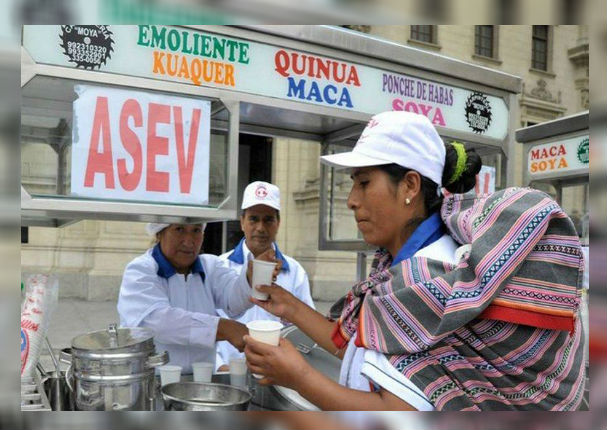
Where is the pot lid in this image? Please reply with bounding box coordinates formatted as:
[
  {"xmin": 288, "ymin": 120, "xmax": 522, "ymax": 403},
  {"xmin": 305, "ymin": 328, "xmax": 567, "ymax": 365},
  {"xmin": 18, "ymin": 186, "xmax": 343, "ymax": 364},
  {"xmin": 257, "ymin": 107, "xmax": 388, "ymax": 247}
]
[
  {"xmin": 271, "ymin": 325, "xmax": 341, "ymax": 410},
  {"xmin": 71, "ymin": 323, "xmax": 154, "ymax": 350}
]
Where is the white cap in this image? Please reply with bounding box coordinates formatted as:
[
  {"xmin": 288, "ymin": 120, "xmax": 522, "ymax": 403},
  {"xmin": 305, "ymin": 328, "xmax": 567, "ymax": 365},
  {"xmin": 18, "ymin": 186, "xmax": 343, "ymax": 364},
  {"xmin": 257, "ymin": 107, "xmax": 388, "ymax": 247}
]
[
  {"xmin": 241, "ymin": 181, "xmax": 280, "ymax": 211},
  {"xmin": 145, "ymin": 223, "xmax": 206, "ymax": 236},
  {"xmin": 320, "ymin": 111, "xmax": 446, "ymax": 186}
]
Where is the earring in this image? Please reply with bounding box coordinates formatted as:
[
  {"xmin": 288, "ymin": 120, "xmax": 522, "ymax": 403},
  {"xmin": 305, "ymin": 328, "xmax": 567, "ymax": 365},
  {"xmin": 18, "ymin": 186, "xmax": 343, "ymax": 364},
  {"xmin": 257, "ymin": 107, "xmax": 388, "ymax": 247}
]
[{"xmin": 405, "ymin": 198, "xmax": 411, "ymax": 205}]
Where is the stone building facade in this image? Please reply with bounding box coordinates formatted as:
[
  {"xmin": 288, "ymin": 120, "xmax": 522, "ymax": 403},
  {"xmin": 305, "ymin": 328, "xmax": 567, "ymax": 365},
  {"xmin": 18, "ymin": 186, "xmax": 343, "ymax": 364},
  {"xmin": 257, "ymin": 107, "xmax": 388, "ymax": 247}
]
[{"xmin": 21, "ymin": 25, "xmax": 589, "ymax": 303}]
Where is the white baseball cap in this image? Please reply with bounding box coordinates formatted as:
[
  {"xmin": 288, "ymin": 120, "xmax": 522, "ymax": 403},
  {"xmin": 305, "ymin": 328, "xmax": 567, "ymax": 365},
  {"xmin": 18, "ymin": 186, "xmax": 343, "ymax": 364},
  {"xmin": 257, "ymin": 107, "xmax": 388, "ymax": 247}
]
[
  {"xmin": 145, "ymin": 222, "xmax": 206, "ymax": 236},
  {"xmin": 320, "ymin": 111, "xmax": 446, "ymax": 186},
  {"xmin": 241, "ymin": 181, "xmax": 280, "ymax": 211}
]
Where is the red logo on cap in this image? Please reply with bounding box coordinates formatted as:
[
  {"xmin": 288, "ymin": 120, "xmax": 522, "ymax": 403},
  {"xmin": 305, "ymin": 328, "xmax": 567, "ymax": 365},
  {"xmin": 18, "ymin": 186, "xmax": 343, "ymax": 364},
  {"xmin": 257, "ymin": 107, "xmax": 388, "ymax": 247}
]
[
  {"xmin": 255, "ymin": 185, "xmax": 268, "ymax": 199},
  {"xmin": 367, "ymin": 119, "xmax": 379, "ymax": 128}
]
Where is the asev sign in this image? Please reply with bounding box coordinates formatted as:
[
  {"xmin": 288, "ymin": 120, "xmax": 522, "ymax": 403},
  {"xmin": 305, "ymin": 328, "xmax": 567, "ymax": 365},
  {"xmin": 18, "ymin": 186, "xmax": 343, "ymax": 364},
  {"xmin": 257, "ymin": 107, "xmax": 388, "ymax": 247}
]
[{"xmin": 71, "ymin": 85, "xmax": 211, "ymax": 205}]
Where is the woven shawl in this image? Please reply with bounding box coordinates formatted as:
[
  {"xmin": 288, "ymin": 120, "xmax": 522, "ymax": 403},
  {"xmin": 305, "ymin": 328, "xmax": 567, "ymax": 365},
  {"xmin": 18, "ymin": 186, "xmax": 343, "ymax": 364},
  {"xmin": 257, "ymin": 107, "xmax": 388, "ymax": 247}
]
[{"xmin": 331, "ymin": 187, "xmax": 585, "ymax": 410}]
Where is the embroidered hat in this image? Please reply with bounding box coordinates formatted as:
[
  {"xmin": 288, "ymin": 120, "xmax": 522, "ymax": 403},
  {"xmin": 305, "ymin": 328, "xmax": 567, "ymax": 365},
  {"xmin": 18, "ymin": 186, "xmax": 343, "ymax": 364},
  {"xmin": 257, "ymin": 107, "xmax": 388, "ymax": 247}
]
[
  {"xmin": 145, "ymin": 223, "xmax": 206, "ymax": 236},
  {"xmin": 320, "ymin": 111, "xmax": 446, "ymax": 186},
  {"xmin": 241, "ymin": 181, "xmax": 281, "ymax": 211}
]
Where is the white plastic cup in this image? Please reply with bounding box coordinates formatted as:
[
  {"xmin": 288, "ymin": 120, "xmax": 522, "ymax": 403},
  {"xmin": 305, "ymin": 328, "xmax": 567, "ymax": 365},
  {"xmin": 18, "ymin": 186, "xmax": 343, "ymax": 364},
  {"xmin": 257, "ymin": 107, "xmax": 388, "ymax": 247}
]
[
  {"xmin": 246, "ymin": 320, "xmax": 283, "ymax": 379},
  {"xmin": 229, "ymin": 357, "xmax": 248, "ymax": 388},
  {"xmin": 251, "ymin": 260, "xmax": 276, "ymax": 301},
  {"xmin": 158, "ymin": 364, "xmax": 182, "ymax": 386},
  {"xmin": 192, "ymin": 361, "xmax": 214, "ymax": 383}
]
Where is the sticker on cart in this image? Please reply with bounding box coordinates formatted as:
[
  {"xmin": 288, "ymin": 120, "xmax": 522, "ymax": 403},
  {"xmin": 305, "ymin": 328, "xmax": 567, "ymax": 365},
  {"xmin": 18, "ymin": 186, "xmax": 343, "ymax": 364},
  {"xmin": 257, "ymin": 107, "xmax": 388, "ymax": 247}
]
[
  {"xmin": 70, "ymin": 85, "xmax": 211, "ymax": 205},
  {"xmin": 60, "ymin": 25, "xmax": 114, "ymax": 70}
]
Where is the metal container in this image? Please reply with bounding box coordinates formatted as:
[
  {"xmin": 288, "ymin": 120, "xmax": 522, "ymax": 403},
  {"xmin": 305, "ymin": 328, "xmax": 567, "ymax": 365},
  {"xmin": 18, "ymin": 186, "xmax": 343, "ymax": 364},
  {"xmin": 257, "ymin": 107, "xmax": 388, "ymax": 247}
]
[
  {"xmin": 161, "ymin": 382, "xmax": 251, "ymax": 411},
  {"xmin": 41, "ymin": 370, "xmax": 73, "ymax": 411},
  {"xmin": 62, "ymin": 323, "xmax": 168, "ymax": 411},
  {"xmin": 249, "ymin": 325, "xmax": 341, "ymax": 411}
]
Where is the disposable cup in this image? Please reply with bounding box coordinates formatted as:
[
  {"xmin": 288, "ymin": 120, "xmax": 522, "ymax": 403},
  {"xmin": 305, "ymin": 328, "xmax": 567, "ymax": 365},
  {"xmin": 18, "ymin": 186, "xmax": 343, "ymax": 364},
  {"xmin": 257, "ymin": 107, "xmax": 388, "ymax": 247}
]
[
  {"xmin": 246, "ymin": 320, "xmax": 283, "ymax": 379},
  {"xmin": 229, "ymin": 357, "xmax": 248, "ymax": 388},
  {"xmin": 191, "ymin": 361, "xmax": 214, "ymax": 383},
  {"xmin": 251, "ymin": 260, "xmax": 276, "ymax": 301},
  {"xmin": 158, "ymin": 364, "xmax": 182, "ymax": 386}
]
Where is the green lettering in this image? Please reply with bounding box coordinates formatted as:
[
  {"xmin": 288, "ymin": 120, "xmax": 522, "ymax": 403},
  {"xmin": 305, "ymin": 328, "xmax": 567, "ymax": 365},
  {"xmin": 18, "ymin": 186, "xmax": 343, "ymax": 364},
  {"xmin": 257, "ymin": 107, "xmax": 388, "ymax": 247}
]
[
  {"xmin": 192, "ymin": 33, "xmax": 201, "ymax": 56},
  {"xmin": 213, "ymin": 37, "xmax": 225, "ymax": 60},
  {"xmin": 181, "ymin": 31, "xmax": 192, "ymax": 54},
  {"xmin": 225, "ymin": 39, "xmax": 238, "ymax": 62},
  {"xmin": 167, "ymin": 29, "xmax": 180, "ymax": 52},
  {"xmin": 238, "ymin": 42, "xmax": 250, "ymax": 64},
  {"xmin": 151, "ymin": 26, "xmax": 166, "ymax": 50},
  {"xmin": 202, "ymin": 35, "xmax": 212, "ymax": 57},
  {"xmin": 137, "ymin": 25, "xmax": 150, "ymax": 46}
]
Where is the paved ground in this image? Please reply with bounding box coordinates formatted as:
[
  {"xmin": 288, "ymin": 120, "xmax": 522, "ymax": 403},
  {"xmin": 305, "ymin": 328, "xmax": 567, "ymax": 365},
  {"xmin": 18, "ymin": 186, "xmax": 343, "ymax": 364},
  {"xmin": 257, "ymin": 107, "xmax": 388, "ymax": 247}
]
[{"xmin": 37, "ymin": 298, "xmax": 336, "ymax": 372}]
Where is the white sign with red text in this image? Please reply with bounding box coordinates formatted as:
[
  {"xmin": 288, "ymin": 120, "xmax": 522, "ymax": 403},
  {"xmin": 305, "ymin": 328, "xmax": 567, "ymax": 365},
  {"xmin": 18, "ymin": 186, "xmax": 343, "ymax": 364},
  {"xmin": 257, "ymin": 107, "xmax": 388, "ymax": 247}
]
[
  {"xmin": 527, "ymin": 135, "xmax": 589, "ymax": 178},
  {"xmin": 475, "ymin": 165, "xmax": 496, "ymax": 195},
  {"xmin": 71, "ymin": 85, "xmax": 210, "ymax": 205}
]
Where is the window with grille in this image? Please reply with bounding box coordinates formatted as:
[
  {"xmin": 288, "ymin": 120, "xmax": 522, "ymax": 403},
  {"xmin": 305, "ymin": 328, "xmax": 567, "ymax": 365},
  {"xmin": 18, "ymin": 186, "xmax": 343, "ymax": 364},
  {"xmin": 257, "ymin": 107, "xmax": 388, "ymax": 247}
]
[
  {"xmin": 410, "ymin": 25, "xmax": 436, "ymax": 44},
  {"xmin": 532, "ymin": 25, "xmax": 549, "ymax": 71},
  {"xmin": 475, "ymin": 25, "xmax": 494, "ymax": 58}
]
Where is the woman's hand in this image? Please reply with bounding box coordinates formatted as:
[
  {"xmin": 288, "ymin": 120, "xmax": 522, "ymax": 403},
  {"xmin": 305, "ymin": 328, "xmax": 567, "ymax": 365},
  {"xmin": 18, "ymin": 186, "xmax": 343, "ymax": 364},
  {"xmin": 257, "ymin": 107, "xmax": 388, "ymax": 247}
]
[
  {"xmin": 216, "ymin": 318, "xmax": 248, "ymax": 352},
  {"xmin": 243, "ymin": 335, "xmax": 310, "ymax": 390},
  {"xmin": 249, "ymin": 283, "xmax": 300, "ymax": 322}
]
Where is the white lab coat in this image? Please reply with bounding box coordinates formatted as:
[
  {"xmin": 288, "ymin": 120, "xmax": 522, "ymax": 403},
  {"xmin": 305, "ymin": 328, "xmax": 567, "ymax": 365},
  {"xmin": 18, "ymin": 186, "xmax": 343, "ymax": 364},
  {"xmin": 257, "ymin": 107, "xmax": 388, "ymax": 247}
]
[
  {"xmin": 117, "ymin": 245, "xmax": 253, "ymax": 373},
  {"xmin": 339, "ymin": 234, "xmax": 460, "ymax": 411},
  {"xmin": 214, "ymin": 239, "xmax": 315, "ymax": 369}
]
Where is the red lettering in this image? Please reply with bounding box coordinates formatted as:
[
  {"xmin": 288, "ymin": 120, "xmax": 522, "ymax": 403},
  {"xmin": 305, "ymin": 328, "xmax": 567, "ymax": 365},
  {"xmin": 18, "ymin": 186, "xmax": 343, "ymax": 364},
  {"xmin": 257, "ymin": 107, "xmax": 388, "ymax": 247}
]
[
  {"xmin": 117, "ymin": 99, "xmax": 143, "ymax": 191},
  {"xmin": 146, "ymin": 103, "xmax": 170, "ymax": 192},
  {"xmin": 173, "ymin": 107, "xmax": 201, "ymax": 194},
  {"xmin": 21, "ymin": 320, "xmax": 40, "ymax": 331},
  {"xmin": 530, "ymin": 149, "xmax": 540, "ymax": 160},
  {"xmin": 84, "ymin": 97, "xmax": 115, "ymax": 189},
  {"xmin": 418, "ymin": 103, "xmax": 432, "ymax": 116},
  {"xmin": 292, "ymin": 53, "xmax": 306, "ymax": 75},
  {"xmin": 404, "ymin": 101, "xmax": 419, "ymax": 113},
  {"xmin": 274, "ymin": 50, "xmax": 290, "ymax": 77},
  {"xmin": 392, "ymin": 98, "xmax": 404, "ymax": 111},
  {"xmin": 333, "ymin": 62, "xmax": 345, "ymax": 83},
  {"xmin": 431, "ymin": 108, "xmax": 446, "ymax": 127},
  {"xmin": 346, "ymin": 66, "xmax": 361, "ymax": 87},
  {"xmin": 316, "ymin": 59, "xmax": 330, "ymax": 80}
]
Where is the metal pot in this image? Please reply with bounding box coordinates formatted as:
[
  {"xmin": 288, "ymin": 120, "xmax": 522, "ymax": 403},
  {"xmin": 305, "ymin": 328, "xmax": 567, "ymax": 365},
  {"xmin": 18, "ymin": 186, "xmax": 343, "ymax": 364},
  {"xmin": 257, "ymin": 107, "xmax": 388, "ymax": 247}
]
[
  {"xmin": 249, "ymin": 325, "xmax": 341, "ymax": 411},
  {"xmin": 161, "ymin": 382, "xmax": 251, "ymax": 411},
  {"xmin": 61, "ymin": 323, "xmax": 168, "ymax": 411}
]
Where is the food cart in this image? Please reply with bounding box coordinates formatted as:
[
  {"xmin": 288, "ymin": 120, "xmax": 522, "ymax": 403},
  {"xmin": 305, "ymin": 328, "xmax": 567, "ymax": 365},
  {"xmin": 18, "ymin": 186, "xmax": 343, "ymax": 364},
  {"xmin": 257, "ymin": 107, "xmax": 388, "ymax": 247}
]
[
  {"xmin": 515, "ymin": 111, "xmax": 589, "ymax": 242},
  {"xmin": 20, "ymin": 25, "xmax": 522, "ymax": 410},
  {"xmin": 515, "ymin": 111, "xmax": 589, "ymax": 400}
]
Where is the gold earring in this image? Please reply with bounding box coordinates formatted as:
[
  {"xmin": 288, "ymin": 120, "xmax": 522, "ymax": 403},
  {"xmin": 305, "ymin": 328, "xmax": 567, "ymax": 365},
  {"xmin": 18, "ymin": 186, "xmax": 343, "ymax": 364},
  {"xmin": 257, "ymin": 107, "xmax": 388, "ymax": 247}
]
[{"xmin": 405, "ymin": 198, "xmax": 411, "ymax": 205}]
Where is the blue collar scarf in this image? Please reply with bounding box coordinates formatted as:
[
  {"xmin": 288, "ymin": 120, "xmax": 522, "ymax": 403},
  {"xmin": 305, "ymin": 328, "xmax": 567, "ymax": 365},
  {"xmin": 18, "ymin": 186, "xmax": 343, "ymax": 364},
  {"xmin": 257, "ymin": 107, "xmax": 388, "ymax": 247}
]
[
  {"xmin": 391, "ymin": 212, "xmax": 445, "ymax": 267},
  {"xmin": 152, "ymin": 243, "xmax": 206, "ymax": 281},
  {"xmin": 227, "ymin": 238, "xmax": 290, "ymax": 272}
]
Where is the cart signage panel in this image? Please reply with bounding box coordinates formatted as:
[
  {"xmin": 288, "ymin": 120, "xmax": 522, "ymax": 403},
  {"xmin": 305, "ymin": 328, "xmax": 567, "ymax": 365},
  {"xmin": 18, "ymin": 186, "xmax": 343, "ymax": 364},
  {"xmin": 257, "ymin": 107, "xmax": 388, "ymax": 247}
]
[
  {"xmin": 24, "ymin": 25, "xmax": 509, "ymax": 140},
  {"xmin": 71, "ymin": 85, "xmax": 211, "ymax": 205},
  {"xmin": 528, "ymin": 135, "xmax": 589, "ymax": 177}
]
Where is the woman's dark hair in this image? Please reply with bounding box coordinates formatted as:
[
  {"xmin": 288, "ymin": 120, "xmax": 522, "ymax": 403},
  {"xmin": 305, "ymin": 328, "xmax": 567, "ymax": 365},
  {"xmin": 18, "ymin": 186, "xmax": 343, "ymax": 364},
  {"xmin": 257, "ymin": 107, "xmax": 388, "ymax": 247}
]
[{"xmin": 378, "ymin": 142, "xmax": 482, "ymax": 215}]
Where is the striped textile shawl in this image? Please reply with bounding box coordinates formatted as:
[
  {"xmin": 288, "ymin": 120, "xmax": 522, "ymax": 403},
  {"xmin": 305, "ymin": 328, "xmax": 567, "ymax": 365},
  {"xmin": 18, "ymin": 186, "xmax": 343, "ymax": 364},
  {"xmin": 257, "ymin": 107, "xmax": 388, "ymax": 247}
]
[{"xmin": 330, "ymin": 187, "xmax": 585, "ymax": 410}]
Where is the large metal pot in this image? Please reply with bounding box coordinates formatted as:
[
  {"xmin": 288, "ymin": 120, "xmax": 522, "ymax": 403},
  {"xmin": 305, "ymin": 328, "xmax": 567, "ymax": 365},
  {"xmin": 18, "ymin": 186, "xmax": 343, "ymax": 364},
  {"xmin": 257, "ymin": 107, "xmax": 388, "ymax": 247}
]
[
  {"xmin": 61, "ymin": 323, "xmax": 168, "ymax": 411},
  {"xmin": 249, "ymin": 325, "xmax": 341, "ymax": 411},
  {"xmin": 161, "ymin": 382, "xmax": 251, "ymax": 411}
]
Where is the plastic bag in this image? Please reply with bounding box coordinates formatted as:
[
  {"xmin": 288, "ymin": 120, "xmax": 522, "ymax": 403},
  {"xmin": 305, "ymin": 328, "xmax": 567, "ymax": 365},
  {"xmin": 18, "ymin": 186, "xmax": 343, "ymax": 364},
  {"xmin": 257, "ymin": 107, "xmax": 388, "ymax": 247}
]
[{"xmin": 20, "ymin": 274, "xmax": 59, "ymax": 377}]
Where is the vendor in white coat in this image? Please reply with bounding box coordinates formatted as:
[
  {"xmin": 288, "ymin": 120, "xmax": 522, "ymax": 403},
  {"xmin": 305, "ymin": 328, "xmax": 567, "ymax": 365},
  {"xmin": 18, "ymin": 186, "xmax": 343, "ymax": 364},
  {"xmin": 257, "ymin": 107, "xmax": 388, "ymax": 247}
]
[
  {"xmin": 117, "ymin": 222, "xmax": 279, "ymax": 373},
  {"xmin": 215, "ymin": 181, "xmax": 315, "ymax": 370}
]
